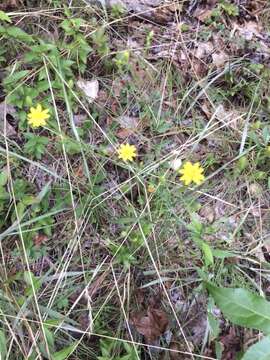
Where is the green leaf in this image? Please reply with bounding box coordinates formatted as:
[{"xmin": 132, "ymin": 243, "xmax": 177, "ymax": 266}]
[
  {"xmin": 215, "ymin": 341, "xmax": 223, "ymax": 360},
  {"xmin": 208, "ymin": 312, "xmax": 220, "ymax": 339},
  {"xmin": 44, "ymin": 326, "xmax": 55, "ymax": 352},
  {"xmin": 11, "ymin": 201, "xmax": 26, "ymax": 222},
  {"xmin": 0, "ymin": 170, "xmax": 8, "ymax": 186},
  {"xmin": 237, "ymin": 156, "xmax": 248, "ymax": 172},
  {"xmin": 0, "ymin": 186, "xmax": 9, "ymax": 201},
  {"xmin": 212, "ymin": 249, "xmax": 236, "ymax": 259},
  {"xmin": 24, "ymin": 271, "xmax": 39, "ymax": 287},
  {"xmin": 0, "ymin": 329, "xmax": 7, "ymax": 359},
  {"xmin": 6, "ymin": 26, "xmax": 33, "ymax": 43},
  {"xmin": 4, "ymin": 70, "xmax": 30, "ymax": 86},
  {"xmin": 242, "ymin": 336, "xmax": 270, "ymax": 360},
  {"xmin": 202, "ymin": 242, "xmax": 214, "ymax": 267},
  {"xmin": 24, "ymin": 134, "xmax": 49, "ymax": 159},
  {"xmin": 52, "ymin": 342, "xmax": 78, "ymax": 360},
  {"xmin": 206, "ymin": 283, "xmax": 270, "ymax": 334},
  {"xmin": 0, "ymin": 10, "xmax": 11, "ymax": 23},
  {"xmin": 262, "ymin": 126, "xmax": 270, "ymax": 144}
]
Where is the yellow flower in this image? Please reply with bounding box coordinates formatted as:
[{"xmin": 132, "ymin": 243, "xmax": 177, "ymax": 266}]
[
  {"xmin": 179, "ymin": 161, "xmax": 205, "ymax": 186},
  {"xmin": 117, "ymin": 143, "xmax": 137, "ymax": 162},
  {"xmin": 27, "ymin": 104, "xmax": 50, "ymax": 128}
]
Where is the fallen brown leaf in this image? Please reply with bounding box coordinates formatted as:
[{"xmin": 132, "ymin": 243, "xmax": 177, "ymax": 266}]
[
  {"xmin": 116, "ymin": 128, "xmax": 134, "ymax": 139},
  {"xmin": 193, "ymin": 7, "xmax": 213, "ymax": 22},
  {"xmin": 74, "ymin": 165, "xmax": 84, "ymax": 178},
  {"xmin": 0, "ymin": 102, "xmax": 18, "ymax": 137},
  {"xmin": 131, "ymin": 306, "xmax": 168, "ymax": 343},
  {"xmin": 116, "ymin": 115, "xmax": 139, "ymax": 138},
  {"xmin": 192, "ymin": 59, "xmax": 208, "ymax": 78},
  {"xmin": 199, "ymin": 205, "xmax": 215, "ymax": 224},
  {"xmin": 220, "ymin": 327, "xmax": 241, "ymax": 360},
  {"xmin": 34, "ymin": 233, "xmax": 48, "ymax": 247},
  {"xmin": 117, "ymin": 115, "xmax": 139, "ymax": 129}
]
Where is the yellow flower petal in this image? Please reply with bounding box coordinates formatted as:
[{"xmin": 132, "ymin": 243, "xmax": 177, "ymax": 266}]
[
  {"xmin": 178, "ymin": 162, "xmax": 205, "ymax": 186},
  {"xmin": 117, "ymin": 143, "xmax": 137, "ymax": 162},
  {"xmin": 27, "ymin": 104, "xmax": 50, "ymax": 128}
]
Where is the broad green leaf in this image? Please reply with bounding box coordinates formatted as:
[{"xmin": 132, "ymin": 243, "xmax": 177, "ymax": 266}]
[
  {"xmin": 0, "ymin": 11, "xmax": 11, "ymax": 23},
  {"xmin": 206, "ymin": 283, "xmax": 270, "ymax": 334},
  {"xmin": 0, "ymin": 329, "xmax": 7, "ymax": 359},
  {"xmin": 242, "ymin": 336, "xmax": 270, "ymax": 360},
  {"xmin": 52, "ymin": 342, "xmax": 77, "ymax": 360}
]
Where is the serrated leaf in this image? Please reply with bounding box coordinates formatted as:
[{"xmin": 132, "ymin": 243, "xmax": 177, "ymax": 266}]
[
  {"xmin": 6, "ymin": 26, "xmax": 33, "ymax": 43},
  {"xmin": 0, "ymin": 11, "xmax": 11, "ymax": 23},
  {"xmin": 4, "ymin": 70, "xmax": 30, "ymax": 86},
  {"xmin": 206, "ymin": 283, "xmax": 270, "ymax": 334},
  {"xmin": 242, "ymin": 336, "xmax": 270, "ymax": 360},
  {"xmin": 52, "ymin": 342, "xmax": 77, "ymax": 360}
]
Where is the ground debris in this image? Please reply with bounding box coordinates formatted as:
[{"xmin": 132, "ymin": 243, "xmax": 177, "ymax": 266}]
[
  {"xmin": 219, "ymin": 327, "xmax": 241, "ymax": 360},
  {"xmin": 214, "ymin": 104, "xmax": 244, "ymax": 130},
  {"xmin": 232, "ymin": 21, "xmax": 264, "ymax": 41},
  {"xmin": 76, "ymin": 79, "xmax": 99, "ymax": 104},
  {"xmin": 130, "ymin": 305, "xmax": 169, "ymax": 343},
  {"xmin": 0, "ymin": 101, "xmax": 18, "ymax": 137},
  {"xmin": 33, "ymin": 233, "xmax": 48, "ymax": 247},
  {"xmin": 90, "ymin": 0, "xmax": 179, "ymax": 23},
  {"xmin": 0, "ymin": 0, "xmax": 19, "ymax": 10}
]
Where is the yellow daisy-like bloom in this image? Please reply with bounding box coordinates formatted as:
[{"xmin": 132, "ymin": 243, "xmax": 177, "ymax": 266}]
[
  {"xmin": 27, "ymin": 104, "xmax": 50, "ymax": 128},
  {"xmin": 117, "ymin": 143, "xmax": 137, "ymax": 162},
  {"xmin": 179, "ymin": 161, "xmax": 205, "ymax": 186}
]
